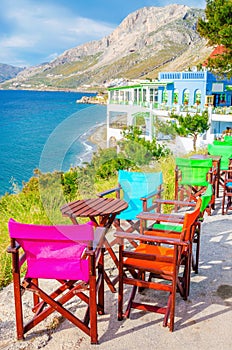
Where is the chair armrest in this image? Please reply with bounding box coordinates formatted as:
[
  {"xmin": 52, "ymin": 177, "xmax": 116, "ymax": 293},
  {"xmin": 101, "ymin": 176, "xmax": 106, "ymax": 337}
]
[
  {"xmin": 152, "ymin": 198, "xmax": 195, "ymax": 207},
  {"xmin": 85, "ymin": 227, "xmax": 106, "ymax": 254},
  {"xmin": 97, "ymin": 186, "xmax": 121, "ymax": 197},
  {"xmin": 93, "ymin": 227, "xmax": 107, "ymax": 249},
  {"xmin": 7, "ymin": 242, "xmax": 21, "ymax": 253},
  {"xmin": 114, "ymin": 231, "xmax": 189, "ymax": 246},
  {"xmin": 140, "ymin": 189, "xmax": 163, "ymax": 201},
  {"xmin": 137, "ymin": 211, "xmax": 185, "ymax": 223}
]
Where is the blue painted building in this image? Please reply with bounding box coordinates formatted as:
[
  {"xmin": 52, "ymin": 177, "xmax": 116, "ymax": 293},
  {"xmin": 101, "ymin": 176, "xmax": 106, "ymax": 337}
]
[
  {"xmin": 108, "ymin": 70, "xmax": 232, "ymax": 110},
  {"xmin": 107, "ymin": 70, "xmax": 232, "ymax": 146},
  {"xmin": 158, "ymin": 70, "xmax": 232, "ymax": 109}
]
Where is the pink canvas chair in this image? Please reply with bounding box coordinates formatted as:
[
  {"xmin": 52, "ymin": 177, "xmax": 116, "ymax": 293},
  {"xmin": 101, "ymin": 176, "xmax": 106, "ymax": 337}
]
[{"xmin": 7, "ymin": 218, "xmax": 106, "ymax": 344}]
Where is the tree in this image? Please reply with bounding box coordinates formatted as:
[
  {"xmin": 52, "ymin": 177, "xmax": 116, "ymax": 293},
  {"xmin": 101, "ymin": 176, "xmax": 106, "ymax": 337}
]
[
  {"xmin": 119, "ymin": 125, "xmax": 170, "ymax": 166},
  {"xmin": 171, "ymin": 111, "xmax": 210, "ymax": 151},
  {"xmin": 197, "ymin": 0, "xmax": 232, "ymax": 78}
]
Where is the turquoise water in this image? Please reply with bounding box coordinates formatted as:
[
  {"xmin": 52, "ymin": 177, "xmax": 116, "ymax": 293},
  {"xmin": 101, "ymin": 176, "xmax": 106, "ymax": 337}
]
[{"xmin": 0, "ymin": 90, "xmax": 107, "ymax": 196}]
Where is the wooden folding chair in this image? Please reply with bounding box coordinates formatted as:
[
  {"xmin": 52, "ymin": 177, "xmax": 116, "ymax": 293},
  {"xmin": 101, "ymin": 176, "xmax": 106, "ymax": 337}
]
[
  {"xmin": 222, "ymin": 169, "xmax": 232, "ymax": 214},
  {"xmin": 175, "ymin": 157, "xmax": 214, "ymax": 204},
  {"xmin": 208, "ymin": 143, "xmax": 232, "ymax": 189},
  {"xmin": 98, "ymin": 170, "xmax": 163, "ymax": 233},
  {"xmin": 7, "ymin": 219, "xmax": 106, "ymax": 344},
  {"xmin": 114, "ymin": 199, "xmax": 201, "ymax": 332},
  {"xmin": 141, "ymin": 184, "xmax": 213, "ymax": 274}
]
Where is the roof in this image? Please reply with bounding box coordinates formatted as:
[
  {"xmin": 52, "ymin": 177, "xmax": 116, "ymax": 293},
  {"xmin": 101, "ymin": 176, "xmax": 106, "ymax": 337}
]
[
  {"xmin": 203, "ymin": 45, "xmax": 226, "ymax": 66},
  {"xmin": 108, "ymin": 82, "xmax": 172, "ymax": 91}
]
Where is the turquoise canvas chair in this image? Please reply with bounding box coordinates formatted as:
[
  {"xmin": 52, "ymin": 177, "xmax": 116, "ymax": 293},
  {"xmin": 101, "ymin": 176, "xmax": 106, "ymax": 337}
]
[{"xmin": 98, "ymin": 170, "xmax": 163, "ymax": 233}]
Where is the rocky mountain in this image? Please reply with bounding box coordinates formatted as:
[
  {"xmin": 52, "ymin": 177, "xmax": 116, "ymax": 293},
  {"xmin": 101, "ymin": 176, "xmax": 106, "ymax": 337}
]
[
  {"xmin": 0, "ymin": 63, "xmax": 24, "ymax": 83},
  {"xmin": 0, "ymin": 4, "xmax": 213, "ymax": 91}
]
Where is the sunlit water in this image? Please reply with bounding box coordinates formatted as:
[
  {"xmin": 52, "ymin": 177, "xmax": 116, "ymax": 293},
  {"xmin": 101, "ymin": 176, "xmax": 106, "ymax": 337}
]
[{"xmin": 0, "ymin": 90, "xmax": 106, "ymax": 196}]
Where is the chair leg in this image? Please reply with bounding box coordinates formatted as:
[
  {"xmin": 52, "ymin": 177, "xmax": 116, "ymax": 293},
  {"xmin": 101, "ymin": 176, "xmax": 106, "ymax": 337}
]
[
  {"xmin": 192, "ymin": 223, "xmax": 200, "ymax": 274},
  {"xmin": 222, "ymin": 190, "xmax": 225, "ymax": 215},
  {"xmin": 89, "ymin": 274, "xmax": 98, "ymax": 344},
  {"xmin": 12, "ymin": 251, "xmax": 24, "ymax": 340},
  {"xmin": 97, "ymin": 248, "xmax": 105, "ymax": 315},
  {"xmin": 163, "ymin": 293, "xmax": 172, "ymax": 328},
  {"xmin": 13, "ymin": 271, "xmax": 24, "ymax": 340},
  {"xmin": 118, "ymin": 245, "xmax": 124, "ymax": 321},
  {"xmin": 124, "ymin": 285, "xmax": 137, "ymax": 319}
]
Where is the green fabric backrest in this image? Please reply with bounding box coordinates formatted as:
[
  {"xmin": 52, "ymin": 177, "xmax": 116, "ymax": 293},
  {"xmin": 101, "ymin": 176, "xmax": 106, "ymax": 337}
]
[
  {"xmin": 200, "ymin": 183, "xmax": 212, "ymax": 213},
  {"xmin": 223, "ymin": 135, "xmax": 232, "ymax": 143},
  {"xmin": 213, "ymin": 140, "xmax": 232, "ymax": 146},
  {"xmin": 176, "ymin": 158, "xmax": 212, "ymax": 186},
  {"xmin": 208, "ymin": 144, "xmax": 232, "ymax": 170}
]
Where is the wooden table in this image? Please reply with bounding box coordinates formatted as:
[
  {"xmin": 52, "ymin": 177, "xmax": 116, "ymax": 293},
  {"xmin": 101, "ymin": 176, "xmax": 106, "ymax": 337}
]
[{"xmin": 61, "ymin": 197, "xmax": 128, "ymax": 292}]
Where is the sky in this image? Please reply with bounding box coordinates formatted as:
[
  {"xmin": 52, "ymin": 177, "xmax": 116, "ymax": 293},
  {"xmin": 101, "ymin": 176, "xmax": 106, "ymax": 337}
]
[{"xmin": 0, "ymin": 0, "xmax": 206, "ymax": 68}]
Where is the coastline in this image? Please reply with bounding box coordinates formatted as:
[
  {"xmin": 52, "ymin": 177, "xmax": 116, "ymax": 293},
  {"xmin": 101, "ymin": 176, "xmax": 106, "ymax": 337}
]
[
  {"xmin": 75, "ymin": 123, "xmax": 107, "ymax": 166},
  {"xmin": 88, "ymin": 124, "xmax": 107, "ymax": 150}
]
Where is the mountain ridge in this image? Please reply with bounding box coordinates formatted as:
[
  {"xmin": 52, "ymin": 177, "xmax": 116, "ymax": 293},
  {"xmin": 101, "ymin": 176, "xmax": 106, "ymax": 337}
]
[
  {"xmin": 0, "ymin": 63, "xmax": 24, "ymax": 83},
  {"xmin": 0, "ymin": 4, "xmax": 213, "ymax": 90}
]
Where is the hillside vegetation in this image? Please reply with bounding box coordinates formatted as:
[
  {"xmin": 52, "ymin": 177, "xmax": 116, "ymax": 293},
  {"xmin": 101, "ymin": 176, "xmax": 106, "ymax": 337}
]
[{"xmin": 0, "ymin": 133, "xmax": 176, "ymax": 289}]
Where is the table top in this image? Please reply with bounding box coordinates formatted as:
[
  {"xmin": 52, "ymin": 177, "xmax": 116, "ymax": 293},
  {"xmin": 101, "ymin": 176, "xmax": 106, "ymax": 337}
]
[{"xmin": 61, "ymin": 197, "xmax": 128, "ymax": 219}]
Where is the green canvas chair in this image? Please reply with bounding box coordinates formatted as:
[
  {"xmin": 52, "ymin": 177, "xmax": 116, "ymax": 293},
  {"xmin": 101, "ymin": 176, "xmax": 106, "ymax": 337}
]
[
  {"xmin": 208, "ymin": 143, "xmax": 232, "ymax": 170},
  {"xmin": 208, "ymin": 143, "xmax": 232, "ymax": 189},
  {"xmin": 213, "ymin": 140, "xmax": 232, "ymax": 146},
  {"xmin": 223, "ymin": 135, "xmax": 232, "ymax": 143},
  {"xmin": 175, "ymin": 157, "xmax": 213, "ymax": 204}
]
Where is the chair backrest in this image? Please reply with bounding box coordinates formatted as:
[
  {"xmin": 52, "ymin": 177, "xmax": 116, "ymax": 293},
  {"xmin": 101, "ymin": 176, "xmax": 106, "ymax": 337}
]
[
  {"xmin": 175, "ymin": 158, "xmax": 212, "ymax": 186},
  {"xmin": 208, "ymin": 143, "xmax": 232, "ymax": 170},
  {"xmin": 213, "ymin": 140, "xmax": 232, "ymax": 146},
  {"xmin": 200, "ymin": 183, "xmax": 213, "ymax": 213},
  {"xmin": 118, "ymin": 170, "xmax": 163, "ymax": 202},
  {"xmin": 8, "ymin": 218, "xmax": 94, "ymax": 282},
  {"xmin": 223, "ymin": 135, "xmax": 232, "ymax": 143},
  {"xmin": 180, "ymin": 198, "xmax": 201, "ymax": 242}
]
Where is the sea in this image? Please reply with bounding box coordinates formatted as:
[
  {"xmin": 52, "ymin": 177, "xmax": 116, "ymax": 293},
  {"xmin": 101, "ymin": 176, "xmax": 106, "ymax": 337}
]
[{"xmin": 0, "ymin": 90, "xmax": 107, "ymax": 197}]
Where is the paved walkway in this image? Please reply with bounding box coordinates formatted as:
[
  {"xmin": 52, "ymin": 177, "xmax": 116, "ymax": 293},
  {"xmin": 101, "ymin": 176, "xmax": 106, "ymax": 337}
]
[{"xmin": 0, "ymin": 195, "xmax": 231, "ymax": 350}]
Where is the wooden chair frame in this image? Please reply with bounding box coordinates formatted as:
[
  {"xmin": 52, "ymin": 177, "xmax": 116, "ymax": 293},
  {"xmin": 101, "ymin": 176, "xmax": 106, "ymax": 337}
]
[
  {"xmin": 222, "ymin": 169, "xmax": 232, "ymax": 214},
  {"xmin": 114, "ymin": 199, "xmax": 201, "ymax": 332},
  {"xmin": 98, "ymin": 170, "xmax": 163, "ymax": 234},
  {"xmin": 7, "ymin": 222, "xmax": 106, "ymax": 344}
]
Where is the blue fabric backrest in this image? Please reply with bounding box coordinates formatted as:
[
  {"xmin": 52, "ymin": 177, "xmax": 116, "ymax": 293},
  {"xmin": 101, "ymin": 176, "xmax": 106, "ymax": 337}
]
[{"xmin": 118, "ymin": 170, "xmax": 163, "ymax": 202}]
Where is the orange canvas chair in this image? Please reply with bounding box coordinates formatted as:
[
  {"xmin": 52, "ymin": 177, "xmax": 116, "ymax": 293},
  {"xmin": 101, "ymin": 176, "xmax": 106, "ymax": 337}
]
[
  {"xmin": 114, "ymin": 199, "xmax": 201, "ymax": 332},
  {"xmin": 7, "ymin": 219, "xmax": 106, "ymax": 344},
  {"xmin": 141, "ymin": 184, "xmax": 213, "ymax": 273}
]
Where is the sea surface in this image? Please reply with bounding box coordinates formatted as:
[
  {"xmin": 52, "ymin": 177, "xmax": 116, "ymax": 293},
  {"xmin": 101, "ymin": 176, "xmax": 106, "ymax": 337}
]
[{"xmin": 0, "ymin": 90, "xmax": 107, "ymax": 197}]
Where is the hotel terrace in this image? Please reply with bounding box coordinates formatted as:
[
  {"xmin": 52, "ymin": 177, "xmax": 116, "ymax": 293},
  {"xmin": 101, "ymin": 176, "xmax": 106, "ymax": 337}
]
[{"xmin": 107, "ymin": 70, "xmax": 232, "ymax": 147}]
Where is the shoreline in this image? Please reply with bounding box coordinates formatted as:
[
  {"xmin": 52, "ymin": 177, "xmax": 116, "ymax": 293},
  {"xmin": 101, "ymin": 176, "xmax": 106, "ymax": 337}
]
[{"xmin": 88, "ymin": 124, "xmax": 107, "ymax": 150}]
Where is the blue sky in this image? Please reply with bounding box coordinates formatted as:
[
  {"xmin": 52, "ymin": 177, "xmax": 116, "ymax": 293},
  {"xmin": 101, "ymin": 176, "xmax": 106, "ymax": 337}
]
[{"xmin": 0, "ymin": 0, "xmax": 206, "ymax": 68}]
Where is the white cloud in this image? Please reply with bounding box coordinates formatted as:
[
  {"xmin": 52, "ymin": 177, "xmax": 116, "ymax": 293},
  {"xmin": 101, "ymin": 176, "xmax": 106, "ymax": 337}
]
[{"xmin": 0, "ymin": 0, "xmax": 115, "ymax": 66}]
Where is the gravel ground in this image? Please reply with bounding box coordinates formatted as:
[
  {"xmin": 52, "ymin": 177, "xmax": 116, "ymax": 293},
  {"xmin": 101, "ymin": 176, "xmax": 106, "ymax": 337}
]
[{"xmin": 0, "ymin": 194, "xmax": 232, "ymax": 350}]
